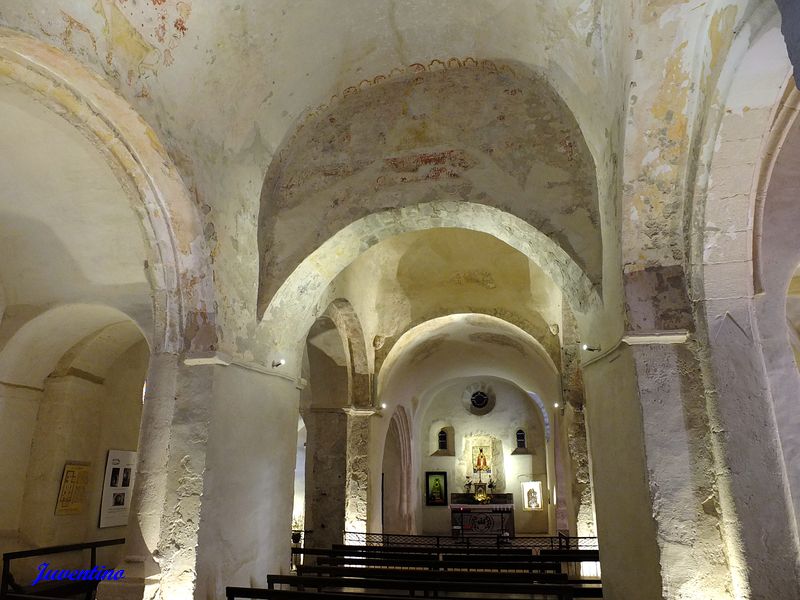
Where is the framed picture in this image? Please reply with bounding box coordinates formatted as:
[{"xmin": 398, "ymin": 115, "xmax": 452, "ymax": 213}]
[
  {"xmin": 425, "ymin": 471, "xmax": 448, "ymax": 506},
  {"xmin": 521, "ymin": 481, "xmax": 544, "ymax": 511},
  {"xmin": 471, "ymin": 445, "xmax": 493, "ymax": 475},
  {"xmin": 99, "ymin": 450, "xmax": 137, "ymax": 528},
  {"xmin": 55, "ymin": 463, "xmax": 90, "ymax": 515}
]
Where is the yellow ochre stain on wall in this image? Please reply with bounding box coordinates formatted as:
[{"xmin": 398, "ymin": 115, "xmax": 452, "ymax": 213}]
[
  {"xmin": 706, "ymin": 6, "xmax": 738, "ymax": 91},
  {"xmin": 93, "ymin": 0, "xmax": 156, "ymax": 69}
]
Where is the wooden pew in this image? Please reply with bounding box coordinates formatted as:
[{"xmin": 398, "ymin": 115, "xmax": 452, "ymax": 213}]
[
  {"xmin": 293, "ymin": 547, "xmax": 439, "ymax": 561},
  {"xmin": 227, "ymin": 589, "xmax": 563, "ymax": 600},
  {"xmin": 296, "ymin": 563, "xmax": 572, "ymax": 583},
  {"xmin": 540, "ymin": 549, "xmax": 601, "ymax": 561},
  {"xmin": 266, "ymin": 573, "xmax": 604, "ymax": 598},
  {"xmin": 315, "ymin": 554, "xmax": 563, "ymax": 573},
  {"xmin": 330, "ymin": 543, "xmax": 533, "ymax": 556}
]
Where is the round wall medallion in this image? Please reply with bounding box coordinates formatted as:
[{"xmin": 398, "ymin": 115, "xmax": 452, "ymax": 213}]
[
  {"xmin": 470, "ymin": 391, "xmax": 489, "ymax": 409},
  {"xmin": 462, "ymin": 383, "xmax": 496, "ymax": 415}
]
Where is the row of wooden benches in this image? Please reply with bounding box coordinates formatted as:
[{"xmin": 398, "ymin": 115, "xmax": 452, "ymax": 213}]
[{"xmin": 226, "ymin": 544, "xmax": 603, "ymax": 599}]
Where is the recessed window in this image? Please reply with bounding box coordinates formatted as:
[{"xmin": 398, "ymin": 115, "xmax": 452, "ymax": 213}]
[
  {"xmin": 516, "ymin": 429, "xmax": 527, "ymax": 449},
  {"xmin": 438, "ymin": 429, "xmax": 448, "ymax": 450},
  {"xmin": 470, "ymin": 391, "xmax": 489, "ymax": 409}
]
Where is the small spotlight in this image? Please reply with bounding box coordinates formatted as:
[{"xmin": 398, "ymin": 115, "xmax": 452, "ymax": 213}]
[
  {"xmin": 272, "ymin": 358, "xmax": 286, "ymax": 368},
  {"xmin": 554, "ymin": 402, "xmax": 559, "ymax": 409},
  {"xmin": 381, "ymin": 403, "xmax": 387, "ymax": 409},
  {"xmin": 580, "ymin": 343, "xmax": 600, "ymax": 352}
]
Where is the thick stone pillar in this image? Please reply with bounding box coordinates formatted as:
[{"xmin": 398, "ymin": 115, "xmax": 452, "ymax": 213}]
[
  {"xmin": 566, "ymin": 405, "xmax": 595, "ymax": 537},
  {"xmin": 100, "ymin": 353, "xmax": 301, "ymax": 600},
  {"xmin": 700, "ymin": 295, "xmax": 800, "ymax": 597},
  {"xmin": 304, "ymin": 409, "xmax": 347, "ymax": 549},
  {"xmin": 626, "ymin": 337, "xmax": 732, "ymax": 598},
  {"xmin": 97, "ymin": 352, "xmax": 212, "ymax": 600},
  {"xmin": 344, "ymin": 409, "xmax": 373, "ymax": 534},
  {"xmin": 583, "ymin": 347, "xmax": 662, "ymax": 600},
  {"xmin": 194, "ymin": 362, "xmax": 300, "ymax": 598}
]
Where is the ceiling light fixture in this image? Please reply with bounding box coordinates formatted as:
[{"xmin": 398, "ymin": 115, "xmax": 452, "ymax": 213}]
[{"xmin": 272, "ymin": 358, "xmax": 286, "ymax": 368}]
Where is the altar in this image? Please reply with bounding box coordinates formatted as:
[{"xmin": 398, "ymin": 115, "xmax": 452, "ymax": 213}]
[{"xmin": 449, "ymin": 493, "xmax": 515, "ymax": 537}]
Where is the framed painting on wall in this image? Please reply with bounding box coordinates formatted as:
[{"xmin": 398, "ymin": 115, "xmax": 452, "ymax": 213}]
[
  {"xmin": 425, "ymin": 471, "xmax": 448, "ymax": 506},
  {"xmin": 521, "ymin": 481, "xmax": 544, "ymax": 511}
]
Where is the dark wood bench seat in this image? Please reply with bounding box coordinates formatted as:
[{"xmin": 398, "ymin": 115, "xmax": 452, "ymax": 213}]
[
  {"xmin": 316, "ymin": 555, "xmax": 562, "ymax": 573},
  {"xmin": 296, "ymin": 564, "xmax": 575, "ymax": 584},
  {"xmin": 540, "ymin": 550, "xmax": 601, "ymax": 561},
  {"xmin": 267, "ymin": 574, "xmax": 603, "ymax": 598},
  {"xmin": 228, "ymin": 589, "xmax": 569, "ymax": 600},
  {"xmin": 294, "ymin": 548, "xmax": 439, "ymax": 561},
  {"xmin": 330, "ymin": 544, "xmax": 532, "ymax": 556}
]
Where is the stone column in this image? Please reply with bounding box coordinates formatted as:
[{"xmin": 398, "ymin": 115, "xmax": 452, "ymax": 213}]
[
  {"xmin": 565, "ymin": 405, "xmax": 595, "ymax": 537},
  {"xmin": 97, "ymin": 353, "xmax": 213, "ymax": 600},
  {"xmin": 583, "ymin": 346, "xmax": 663, "ymax": 600},
  {"xmin": 303, "ymin": 409, "xmax": 348, "ymax": 549},
  {"xmin": 700, "ymin": 295, "xmax": 800, "ymax": 597},
  {"xmin": 560, "ymin": 304, "xmax": 595, "ymax": 536},
  {"xmin": 100, "ymin": 353, "xmax": 302, "ymax": 600},
  {"xmin": 625, "ymin": 336, "xmax": 732, "ymax": 599},
  {"xmin": 344, "ymin": 409, "xmax": 374, "ymax": 535}
]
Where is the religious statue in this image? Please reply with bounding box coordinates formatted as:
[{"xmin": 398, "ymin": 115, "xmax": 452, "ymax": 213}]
[{"xmin": 475, "ymin": 447, "xmax": 488, "ymax": 471}]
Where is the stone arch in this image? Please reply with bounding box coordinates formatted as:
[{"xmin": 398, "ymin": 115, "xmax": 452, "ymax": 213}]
[
  {"xmin": 258, "ymin": 59, "xmax": 604, "ymax": 321},
  {"xmin": 526, "ymin": 391, "xmax": 552, "ymax": 443},
  {"xmin": 377, "ymin": 313, "xmax": 560, "ymax": 399},
  {"xmin": 372, "ymin": 303, "xmax": 561, "ymax": 382},
  {"xmin": 690, "ymin": 5, "xmax": 800, "ymax": 595},
  {"xmin": 0, "ymin": 304, "xmax": 143, "ymax": 388},
  {"xmin": 323, "ymin": 299, "xmax": 372, "ymax": 408},
  {"xmin": 261, "ymin": 202, "xmax": 602, "ymax": 371},
  {"xmin": 0, "ymin": 28, "xmax": 216, "ymax": 353}
]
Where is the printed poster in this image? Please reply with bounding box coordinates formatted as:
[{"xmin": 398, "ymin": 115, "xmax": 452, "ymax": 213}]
[{"xmin": 99, "ymin": 449, "xmax": 137, "ymax": 528}]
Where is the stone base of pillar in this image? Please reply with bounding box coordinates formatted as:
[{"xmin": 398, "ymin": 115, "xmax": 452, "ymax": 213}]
[{"xmin": 95, "ymin": 560, "xmax": 159, "ymax": 600}]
